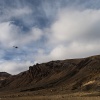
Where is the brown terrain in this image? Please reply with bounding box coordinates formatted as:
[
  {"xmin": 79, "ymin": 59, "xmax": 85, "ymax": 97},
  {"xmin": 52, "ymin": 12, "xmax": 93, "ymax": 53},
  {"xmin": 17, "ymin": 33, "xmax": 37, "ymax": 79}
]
[
  {"xmin": 0, "ymin": 72, "xmax": 11, "ymax": 82},
  {"xmin": 0, "ymin": 55, "xmax": 100, "ymax": 100}
]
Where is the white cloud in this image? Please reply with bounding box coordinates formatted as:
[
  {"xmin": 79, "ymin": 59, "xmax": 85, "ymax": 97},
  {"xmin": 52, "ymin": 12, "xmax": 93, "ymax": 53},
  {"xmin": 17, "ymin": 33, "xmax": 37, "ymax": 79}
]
[
  {"xmin": 0, "ymin": 60, "xmax": 33, "ymax": 75},
  {"xmin": 34, "ymin": 9, "xmax": 100, "ymax": 63},
  {"xmin": 0, "ymin": 21, "xmax": 20, "ymax": 47},
  {"xmin": 35, "ymin": 41, "xmax": 100, "ymax": 63},
  {"xmin": 1, "ymin": 1, "xmax": 100, "ymax": 74},
  {"xmin": 0, "ymin": 21, "xmax": 43, "ymax": 48},
  {"xmin": 48, "ymin": 9, "xmax": 100, "ymax": 44},
  {"xmin": 12, "ymin": 7, "xmax": 32, "ymax": 17}
]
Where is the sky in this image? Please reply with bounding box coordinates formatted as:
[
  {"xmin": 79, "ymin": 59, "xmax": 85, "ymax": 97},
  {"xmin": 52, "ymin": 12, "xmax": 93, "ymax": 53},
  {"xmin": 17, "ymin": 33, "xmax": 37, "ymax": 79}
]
[{"xmin": 0, "ymin": 0, "xmax": 100, "ymax": 74}]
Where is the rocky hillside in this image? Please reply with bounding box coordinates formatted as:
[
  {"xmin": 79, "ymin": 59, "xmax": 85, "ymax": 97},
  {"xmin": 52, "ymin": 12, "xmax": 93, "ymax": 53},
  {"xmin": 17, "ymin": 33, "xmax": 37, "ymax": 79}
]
[
  {"xmin": 0, "ymin": 72, "xmax": 11, "ymax": 80},
  {"xmin": 0, "ymin": 55, "xmax": 100, "ymax": 92}
]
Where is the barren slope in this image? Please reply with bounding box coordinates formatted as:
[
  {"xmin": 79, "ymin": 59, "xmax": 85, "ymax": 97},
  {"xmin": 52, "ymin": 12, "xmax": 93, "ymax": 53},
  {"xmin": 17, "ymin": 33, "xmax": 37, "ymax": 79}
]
[
  {"xmin": 0, "ymin": 55, "xmax": 100, "ymax": 92},
  {"xmin": 0, "ymin": 72, "xmax": 11, "ymax": 80}
]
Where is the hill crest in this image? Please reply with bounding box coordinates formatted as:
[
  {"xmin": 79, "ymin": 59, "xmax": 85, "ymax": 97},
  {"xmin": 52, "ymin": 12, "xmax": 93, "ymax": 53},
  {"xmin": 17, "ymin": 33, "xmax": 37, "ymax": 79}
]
[{"xmin": 0, "ymin": 55, "xmax": 100, "ymax": 92}]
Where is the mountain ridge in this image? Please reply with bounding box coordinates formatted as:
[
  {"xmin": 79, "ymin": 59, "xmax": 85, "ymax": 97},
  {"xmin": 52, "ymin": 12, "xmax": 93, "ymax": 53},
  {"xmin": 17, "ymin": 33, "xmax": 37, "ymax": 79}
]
[
  {"xmin": 0, "ymin": 55, "xmax": 100, "ymax": 92},
  {"xmin": 0, "ymin": 72, "xmax": 11, "ymax": 80}
]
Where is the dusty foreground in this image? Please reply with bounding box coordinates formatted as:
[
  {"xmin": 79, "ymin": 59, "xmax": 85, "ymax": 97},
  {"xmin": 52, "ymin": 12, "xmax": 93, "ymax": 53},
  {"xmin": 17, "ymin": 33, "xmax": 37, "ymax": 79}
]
[
  {"xmin": 1, "ymin": 96, "xmax": 100, "ymax": 100},
  {"xmin": 0, "ymin": 91, "xmax": 100, "ymax": 100}
]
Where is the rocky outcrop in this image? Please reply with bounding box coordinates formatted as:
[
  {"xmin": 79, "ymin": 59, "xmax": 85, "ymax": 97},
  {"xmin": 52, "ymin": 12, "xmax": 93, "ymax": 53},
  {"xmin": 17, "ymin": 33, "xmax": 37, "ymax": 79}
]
[
  {"xmin": 0, "ymin": 55, "xmax": 100, "ymax": 92},
  {"xmin": 0, "ymin": 72, "xmax": 11, "ymax": 80}
]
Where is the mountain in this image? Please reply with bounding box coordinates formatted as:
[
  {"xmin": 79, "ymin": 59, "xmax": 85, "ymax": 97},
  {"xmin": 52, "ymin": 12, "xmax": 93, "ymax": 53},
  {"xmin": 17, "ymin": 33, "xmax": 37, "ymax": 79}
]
[
  {"xmin": 0, "ymin": 72, "xmax": 11, "ymax": 80},
  {"xmin": 0, "ymin": 55, "xmax": 100, "ymax": 92}
]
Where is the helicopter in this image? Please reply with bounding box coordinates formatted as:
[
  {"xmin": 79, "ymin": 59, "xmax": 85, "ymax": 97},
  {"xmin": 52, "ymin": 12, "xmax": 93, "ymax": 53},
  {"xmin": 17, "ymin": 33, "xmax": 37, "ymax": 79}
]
[{"xmin": 13, "ymin": 46, "xmax": 18, "ymax": 48}]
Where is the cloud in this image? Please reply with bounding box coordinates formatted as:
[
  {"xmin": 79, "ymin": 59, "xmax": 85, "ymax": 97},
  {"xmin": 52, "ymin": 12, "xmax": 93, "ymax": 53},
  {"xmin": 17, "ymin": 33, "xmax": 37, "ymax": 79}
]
[
  {"xmin": 35, "ymin": 42, "xmax": 100, "ymax": 63},
  {"xmin": 1, "ymin": 0, "xmax": 100, "ymax": 74},
  {"xmin": 34, "ymin": 9, "xmax": 100, "ymax": 63},
  {"xmin": 0, "ymin": 6, "xmax": 32, "ymax": 23},
  {"xmin": 0, "ymin": 60, "xmax": 33, "ymax": 74},
  {"xmin": 48, "ymin": 9, "xmax": 100, "ymax": 44},
  {"xmin": 0, "ymin": 21, "xmax": 43, "ymax": 47}
]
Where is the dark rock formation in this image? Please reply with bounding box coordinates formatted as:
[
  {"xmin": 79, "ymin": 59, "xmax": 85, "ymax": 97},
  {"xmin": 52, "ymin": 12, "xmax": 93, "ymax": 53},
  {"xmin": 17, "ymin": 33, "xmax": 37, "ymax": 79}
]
[
  {"xmin": 0, "ymin": 72, "xmax": 11, "ymax": 80},
  {"xmin": 0, "ymin": 55, "xmax": 100, "ymax": 92}
]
